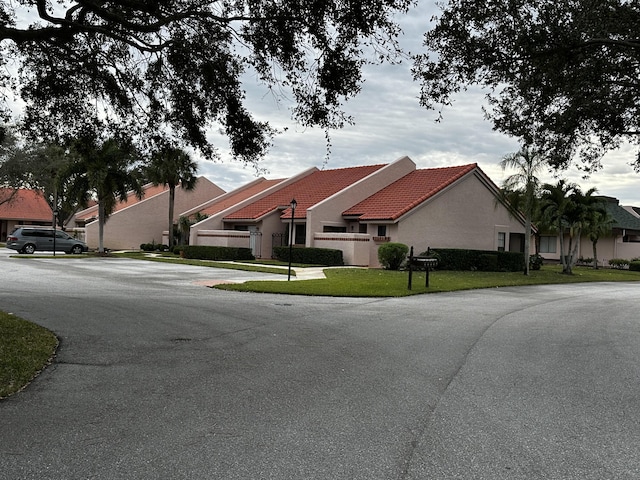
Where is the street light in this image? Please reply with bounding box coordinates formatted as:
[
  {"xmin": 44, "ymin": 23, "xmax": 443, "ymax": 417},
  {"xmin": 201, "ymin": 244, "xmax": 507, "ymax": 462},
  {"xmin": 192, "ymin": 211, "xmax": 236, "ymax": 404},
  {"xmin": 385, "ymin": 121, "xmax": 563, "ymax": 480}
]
[{"xmin": 287, "ymin": 198, "xmax": 297, "ymax": 281}]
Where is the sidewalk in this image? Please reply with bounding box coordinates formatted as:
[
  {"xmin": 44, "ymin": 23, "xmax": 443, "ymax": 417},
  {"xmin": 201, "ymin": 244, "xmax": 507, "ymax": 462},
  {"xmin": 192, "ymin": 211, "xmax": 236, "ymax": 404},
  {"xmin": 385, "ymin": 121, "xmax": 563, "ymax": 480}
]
[{"xmin": 232, "ymin": 262, "xmax": 328, "ymax": 280}]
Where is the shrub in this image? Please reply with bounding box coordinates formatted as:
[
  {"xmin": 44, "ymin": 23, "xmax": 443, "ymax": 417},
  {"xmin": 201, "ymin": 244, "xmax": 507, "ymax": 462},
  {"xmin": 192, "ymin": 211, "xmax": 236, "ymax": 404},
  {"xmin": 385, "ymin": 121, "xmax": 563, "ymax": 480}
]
[
  {"xmin": 608, "ymin": 258, "xmax": 630, "ymax": 269},
  {"xmin": 377, "ymin": 242, "xmax": 409, "ymax": 270},
  {"xmin": 478, "ymin": 254, "xmax": 499, "ymax": 272},
  {"xmin": 273, "ymin": 246, "xmax": 344, "ymax": 266},
  {"xmin": 629, "ymin": 261, "xmax": 640, "ymax": 272},
  {"xmin": 180, "ymin": 245, "xmax": 254, "ymax": 261},
  {"xmin": 529, "ymin": 254, "xmax": 544, "ymax": 270},
  {"xmin": 431, "ymin": 248, "xmax": 525, "ymax": 272}
]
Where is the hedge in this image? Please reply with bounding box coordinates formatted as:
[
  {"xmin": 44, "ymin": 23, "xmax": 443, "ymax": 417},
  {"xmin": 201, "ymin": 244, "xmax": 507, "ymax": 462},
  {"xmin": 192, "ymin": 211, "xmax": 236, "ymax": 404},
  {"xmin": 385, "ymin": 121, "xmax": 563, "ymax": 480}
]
[
  {"xmin": 629, "ymin": 261, "xmax": 640, "ymax": 271},
  {"xmin": 428, "ymin": 247, "xmax": 525, "ymax": 272},
  {"xmin": 179, "ymin": 245, "xmax": 254, "ymax": 261},
  {"xmin": 273, "ymin": 246, "xmax": 344, "ymax": 266}
]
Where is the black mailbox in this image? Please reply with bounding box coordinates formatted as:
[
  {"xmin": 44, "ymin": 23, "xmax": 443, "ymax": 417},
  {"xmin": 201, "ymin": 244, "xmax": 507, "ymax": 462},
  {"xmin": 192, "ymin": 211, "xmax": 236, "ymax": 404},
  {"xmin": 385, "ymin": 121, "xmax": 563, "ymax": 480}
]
[{"xmin": 407, "ymin": 246, "xmax": 438, "ymax": 290}]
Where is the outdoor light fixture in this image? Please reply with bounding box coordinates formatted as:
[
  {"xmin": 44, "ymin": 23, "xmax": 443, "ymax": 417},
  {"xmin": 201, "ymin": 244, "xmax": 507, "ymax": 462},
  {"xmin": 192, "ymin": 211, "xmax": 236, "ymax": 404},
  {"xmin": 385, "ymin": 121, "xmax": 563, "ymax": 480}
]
[{"xmin": 287, "ymin": 198, "xmax": 297, "ymax": 281}]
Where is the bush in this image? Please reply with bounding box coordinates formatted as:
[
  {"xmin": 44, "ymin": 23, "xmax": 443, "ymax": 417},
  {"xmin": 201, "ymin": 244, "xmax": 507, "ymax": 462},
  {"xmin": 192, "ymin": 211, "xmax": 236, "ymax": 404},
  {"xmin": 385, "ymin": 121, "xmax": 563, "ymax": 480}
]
[
  {"xmin": 608, "ymin": 258, "xmax": 630, "ymax": 269},
  {"xmin": 431, "ymin": 248, "xmax": 525, "ymax": 272},
  {"xmin": 478, "ymin": 254, "xmax": 499, "ymax": 272},
  {"xmin": 180, "ymin": 245, "xmax": 254, "ymax": 261},
  {"xmin": 529, "ymin": 254, "xmax": 544, "ymax": 270},
  {"xmin": 273, "ymin": 246, "xmax": 344, "ymax": 266},
  {"xmin": 140, "ymin": 242, "xmax": 169, "ymax": 252},
  {"xmin": 629, "ymin": 261, "xmax": 640, "ymax": 272},
  {"xmin": 377, "ymin": 242, "xmax": 409, "ymax": 270}
]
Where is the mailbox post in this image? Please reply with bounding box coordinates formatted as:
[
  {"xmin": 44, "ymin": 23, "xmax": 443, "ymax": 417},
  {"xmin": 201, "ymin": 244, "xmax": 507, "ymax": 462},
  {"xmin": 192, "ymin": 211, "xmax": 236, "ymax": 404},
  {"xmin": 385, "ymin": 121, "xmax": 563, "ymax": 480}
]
[{"xmin": 407, "ymin": 246, "xmax": 438, "ymax": 290}]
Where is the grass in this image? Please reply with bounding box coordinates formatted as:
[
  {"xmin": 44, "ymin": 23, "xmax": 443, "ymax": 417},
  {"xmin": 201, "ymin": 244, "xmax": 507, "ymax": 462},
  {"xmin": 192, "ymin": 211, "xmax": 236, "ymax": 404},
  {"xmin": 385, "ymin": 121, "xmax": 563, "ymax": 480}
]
[
  {"xmin": 213, "ymin": 264, "xmax": 640, "ymax": 297},
  {"xmin": 0, "ymin": 311, "xmax": 58, "ymax": 399}
]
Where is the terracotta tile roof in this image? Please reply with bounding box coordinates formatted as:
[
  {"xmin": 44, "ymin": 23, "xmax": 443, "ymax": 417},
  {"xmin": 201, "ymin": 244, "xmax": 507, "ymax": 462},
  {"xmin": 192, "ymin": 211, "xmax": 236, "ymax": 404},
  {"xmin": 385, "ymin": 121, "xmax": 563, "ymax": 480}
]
[
  {"xmin": 225, "ymin": 164, "xmax": 386, "ymax": 220},
  {"xmin": 0, "ymin": 188, "xmax": 52, "ymax": 221},
  {"xmin": 343, "ymin": 164, "xmax": 477, "ymax": 221},
  {"xmin": 74, "ymin": 183, "xmax": 168, "ymax": 221},
  {"xmin": 198, "ymin": 178, "xmax": 283, "ymax": 216}
]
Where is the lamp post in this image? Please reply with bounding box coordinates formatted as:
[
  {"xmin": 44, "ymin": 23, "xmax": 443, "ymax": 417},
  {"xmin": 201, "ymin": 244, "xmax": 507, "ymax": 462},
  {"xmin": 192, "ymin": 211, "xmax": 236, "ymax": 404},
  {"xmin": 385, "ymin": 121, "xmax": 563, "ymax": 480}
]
[{"xmin": 287, "ymin": 198, "xmax": 297, "ymax": 281}]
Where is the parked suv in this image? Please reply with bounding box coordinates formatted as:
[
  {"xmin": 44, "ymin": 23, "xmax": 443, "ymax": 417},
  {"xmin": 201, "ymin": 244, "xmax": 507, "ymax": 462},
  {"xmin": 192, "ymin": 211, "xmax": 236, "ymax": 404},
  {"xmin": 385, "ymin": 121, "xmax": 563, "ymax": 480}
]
[{"xmin": 6, "ymin": 227, "xmax": 88, "ymax": 254}]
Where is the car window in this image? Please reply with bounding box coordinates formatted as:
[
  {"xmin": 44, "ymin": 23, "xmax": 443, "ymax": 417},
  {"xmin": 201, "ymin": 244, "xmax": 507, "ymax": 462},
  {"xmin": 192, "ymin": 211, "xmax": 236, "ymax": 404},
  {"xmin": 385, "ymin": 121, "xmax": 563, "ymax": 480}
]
[
  {"xmin": 38, "ymin": 230, "xmax": 54, "ymax": 238},
  {"xmin": 55, "ymin": 231, "xmax": 70, "ymax": 239}
]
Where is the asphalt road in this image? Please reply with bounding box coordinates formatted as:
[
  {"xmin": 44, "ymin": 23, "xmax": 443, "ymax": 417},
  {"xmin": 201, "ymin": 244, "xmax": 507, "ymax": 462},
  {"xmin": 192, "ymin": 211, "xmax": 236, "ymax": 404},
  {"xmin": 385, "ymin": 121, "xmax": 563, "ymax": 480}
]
[{"xmin": 1, "ymin": 251, "xmax": 639, "ymax": 479}]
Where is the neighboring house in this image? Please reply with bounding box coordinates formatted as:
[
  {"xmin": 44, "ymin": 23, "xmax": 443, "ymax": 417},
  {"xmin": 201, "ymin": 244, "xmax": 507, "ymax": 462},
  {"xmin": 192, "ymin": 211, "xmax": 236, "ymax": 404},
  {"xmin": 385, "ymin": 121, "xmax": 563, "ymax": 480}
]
[
  {"xmin": 0, "ymin": 188, "xmax": 53, "ymax": 240},
  {"xmin": 539, "ymin": 196, "xmax": 640, "ymax": 266},
  {"xmin": 189, "ymin": 156, "xmax": 528, "ymax": 267},
  {"xmin": 69, "ymin": 177, "xmax": 225, "ymax": 250}
]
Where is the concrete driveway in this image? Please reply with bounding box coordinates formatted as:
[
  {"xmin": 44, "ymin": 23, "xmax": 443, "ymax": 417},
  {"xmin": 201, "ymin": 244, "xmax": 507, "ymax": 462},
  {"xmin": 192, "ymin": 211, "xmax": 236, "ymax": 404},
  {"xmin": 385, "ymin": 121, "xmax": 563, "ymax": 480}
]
[{"xmin": 1, "ymin": 252, "xmax": 639, "ymax": 479}]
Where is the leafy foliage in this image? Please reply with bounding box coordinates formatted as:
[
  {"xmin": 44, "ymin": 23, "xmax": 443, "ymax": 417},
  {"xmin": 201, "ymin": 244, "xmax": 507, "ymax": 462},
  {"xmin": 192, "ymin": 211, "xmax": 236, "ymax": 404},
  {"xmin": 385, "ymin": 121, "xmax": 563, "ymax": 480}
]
[
  {"xmin": 180, "ymin": 245, "xmax": 254, "ymax": 261},
  {"xmin": 415, "ymin": 0, "xmax": 640, "ymax": 171},
  {"xmin": 432, "ymin": 248, "xmax": 525, "ymax": 272},
  {"xmin": 377, "ymin": 242, "xmax": 408, "ymax": 270},
  {"xmin": 2, "ymin": 1, "xmax": 412, "ymax": 165},
  {"xmin": 273, "ymin": 246, "xmax": 344, "ymax": 266}
]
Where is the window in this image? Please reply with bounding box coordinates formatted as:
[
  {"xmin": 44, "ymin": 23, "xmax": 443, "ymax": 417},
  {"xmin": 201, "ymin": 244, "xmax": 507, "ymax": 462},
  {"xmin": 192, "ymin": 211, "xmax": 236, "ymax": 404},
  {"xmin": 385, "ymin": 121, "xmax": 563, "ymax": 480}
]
[
  {"xmin": 323, "ymin": 226, "xmax": 347, "ymax": 233},
  {"xmin": 294, "ymin": 224, "xmax": 306, "ymax": 245},
  {"xmin": 497, "ymin": 232, "xmax": 506, "ymax": 252},
  {"xmin": 539, "ymin": 236, "xmax": 557, "ymax": 253},
  {"xmin": 359, "ymin": 224, "xmax": 368, "ymax": 234},
  {"xmin": 377, "ymin": 225, "xmax": 387, "ymax": 237}
]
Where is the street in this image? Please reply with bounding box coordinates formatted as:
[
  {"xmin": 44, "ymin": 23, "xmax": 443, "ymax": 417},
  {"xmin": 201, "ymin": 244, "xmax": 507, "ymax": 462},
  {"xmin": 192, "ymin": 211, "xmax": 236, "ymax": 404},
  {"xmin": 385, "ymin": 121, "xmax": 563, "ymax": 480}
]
[{"xmin": 1, "ymin": 251, "xmax": 639, "ymax": 479}]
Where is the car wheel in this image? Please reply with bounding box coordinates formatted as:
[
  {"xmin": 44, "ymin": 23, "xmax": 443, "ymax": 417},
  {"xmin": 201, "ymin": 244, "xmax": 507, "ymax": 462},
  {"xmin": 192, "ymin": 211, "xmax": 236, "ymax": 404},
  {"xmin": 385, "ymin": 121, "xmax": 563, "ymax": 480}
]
[
  {"xmin": 22, "ymin": 243, "xmax": 36, "ymax": 254},
  {"xmin": 70, "ymin": 245, "xmax": 84, "ymax": 255}
]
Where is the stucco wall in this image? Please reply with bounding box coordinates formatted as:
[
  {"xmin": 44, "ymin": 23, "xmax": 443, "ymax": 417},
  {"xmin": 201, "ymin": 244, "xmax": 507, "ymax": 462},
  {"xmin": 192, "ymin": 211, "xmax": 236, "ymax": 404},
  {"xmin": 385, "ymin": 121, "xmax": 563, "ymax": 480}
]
[
  {"xmin": 85, "ymin": 178, "xmax": 224, "ymax": 250},
  {"xmin": 394, "ymin": 172, "xmax": 525, "ymax": 256},
  {"xmin": 313, "ymin": 233, "xmax": 371, "ymax": 266},
  {"xmin": 194, "ymin": 230, "xmax": 250, "ymax": 248}
]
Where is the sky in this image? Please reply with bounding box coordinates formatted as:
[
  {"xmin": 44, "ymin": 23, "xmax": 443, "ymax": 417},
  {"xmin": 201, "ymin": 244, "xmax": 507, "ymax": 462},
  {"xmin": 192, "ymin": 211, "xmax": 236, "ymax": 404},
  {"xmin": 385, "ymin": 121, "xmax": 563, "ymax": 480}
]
[{"xmin": 199, "ymin": 2, "xmax": 640, "ymax": 206}]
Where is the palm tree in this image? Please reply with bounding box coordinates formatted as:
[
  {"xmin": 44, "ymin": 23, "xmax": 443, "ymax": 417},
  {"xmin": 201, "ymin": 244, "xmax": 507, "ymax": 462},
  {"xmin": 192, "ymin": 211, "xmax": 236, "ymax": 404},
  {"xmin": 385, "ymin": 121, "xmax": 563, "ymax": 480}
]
[
  {"xmin": 500, "ymin": 146, "xmax": 545, "ymax": 275},
  {"xmin": 66, "ymin": 136, "xmax": 143, "ymax": 253},
  {"xmin": 583, "ymin": 200, "xmax": 613, "ymax": 269},
  {"xmin": 540, "ymin": 180, "xmax": 575, "ymax": 273},
  {"xmin": 146, "ymin": 147, "xmax": 199, "ymax": 249}
]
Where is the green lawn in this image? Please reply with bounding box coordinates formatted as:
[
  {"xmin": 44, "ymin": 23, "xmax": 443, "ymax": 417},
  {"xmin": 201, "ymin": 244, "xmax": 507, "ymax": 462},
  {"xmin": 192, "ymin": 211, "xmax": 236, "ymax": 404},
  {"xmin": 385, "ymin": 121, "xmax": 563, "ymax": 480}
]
[
  {"xmin": 0, "ymin": 312, "xmax": 58, "ymax": 399},
  {"xmin": 213, "ymin": 265, "xmax": 640, "ymax": 296}
]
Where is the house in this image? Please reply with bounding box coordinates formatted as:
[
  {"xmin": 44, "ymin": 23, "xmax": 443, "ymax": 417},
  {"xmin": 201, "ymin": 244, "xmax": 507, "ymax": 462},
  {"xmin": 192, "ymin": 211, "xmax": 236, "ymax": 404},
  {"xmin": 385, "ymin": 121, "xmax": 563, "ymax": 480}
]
[
  {"xmin": 69, "ymin": 177, "xmax": 225, "ymax": 250},
  {"xmin": 188, "ymin": 156, "xmax": 528, "ymax": 267},
  {"xmin": 539, "ymin": 196, "xmax": 640, "ymax": 266},
  {"xmin": 0, "ymin": 188, "xmax": 53, "ymax": 240}
]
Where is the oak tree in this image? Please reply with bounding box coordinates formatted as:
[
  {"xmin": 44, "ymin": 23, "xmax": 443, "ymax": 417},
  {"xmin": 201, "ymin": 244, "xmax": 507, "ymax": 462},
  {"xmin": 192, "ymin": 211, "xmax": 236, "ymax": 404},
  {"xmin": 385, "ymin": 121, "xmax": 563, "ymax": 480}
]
[
  {"xmin": 414, "ymin": 0, "xmax": 640, "ymax": 171},
  {"xmin": 1, "ymin": 1, "xmax": 412, "ymax": 165}
]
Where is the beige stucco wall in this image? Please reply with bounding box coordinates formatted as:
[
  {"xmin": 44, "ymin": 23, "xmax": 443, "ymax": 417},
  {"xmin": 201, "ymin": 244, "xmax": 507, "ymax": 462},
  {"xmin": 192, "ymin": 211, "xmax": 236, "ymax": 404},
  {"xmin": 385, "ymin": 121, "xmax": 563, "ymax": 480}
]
[
  {"xmin": 194, "ymin": 230, "xmax": 250, "ymax": 248},
  {"xmin": 393, "ymin": 172, "xmax": 525, "ymax": 258},
  {"xmin": 313, "ymin": 233, "xmax": 371, "ymax": 266},
  {"xmin": 306, "ymin": 156, "xmax": 416, "ymax": 245},
  {"xmin": 85, "ymin": 178, "xmax": 224, "ymax": 250},
  {"xmin": 578, "ymin": 234, "xmax": 640, "ymax": 266}
]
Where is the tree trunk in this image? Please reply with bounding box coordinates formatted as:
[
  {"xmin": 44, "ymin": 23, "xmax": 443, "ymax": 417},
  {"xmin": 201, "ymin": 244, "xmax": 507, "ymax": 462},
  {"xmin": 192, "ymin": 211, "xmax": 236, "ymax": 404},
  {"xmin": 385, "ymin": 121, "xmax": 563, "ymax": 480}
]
[
  {"xmin": 592, "ymin": 240, "xmax": 599, "ymax": 269},
  {"xmin": 168, "ymin": 185, "xmax": 175, "ymax": 249},
  {"xmin": 558, "ymin": 224, "xmax": 567, "ymax": 274},
  {"xmin": 98, "ymin": 199, "xmax": 105, "ymax": 254},
  {"xmin": 523, "ymin": 210, "xmax": 532, "ymax": 275}
]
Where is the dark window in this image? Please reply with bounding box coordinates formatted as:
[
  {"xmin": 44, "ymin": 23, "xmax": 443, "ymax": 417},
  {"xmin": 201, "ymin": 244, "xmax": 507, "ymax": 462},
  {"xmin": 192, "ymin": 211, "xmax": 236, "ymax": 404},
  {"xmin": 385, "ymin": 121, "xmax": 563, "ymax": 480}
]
[
  {"xmin": 323, "ymin": 226, "xmax": 347, "ymax": 233},
  {"xmin": 377, "ymin": 225, "xmax": 387, "ymax": 237},
  {"xmin": 359, "ymin": 224, "xmax": 368, "ymax": 234}
]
